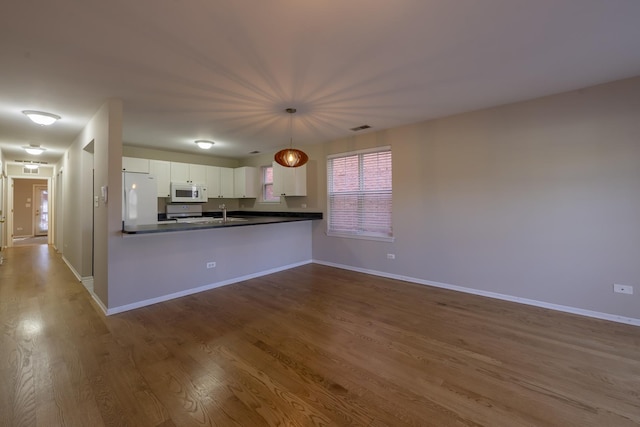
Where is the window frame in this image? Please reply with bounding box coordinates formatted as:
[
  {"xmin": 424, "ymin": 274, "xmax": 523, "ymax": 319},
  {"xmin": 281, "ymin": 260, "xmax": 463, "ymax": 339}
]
[
  {"xmin": 326, "ymin": 146, "xmax": 394, "ymax": 242},
  {"xmin": 261, "ymin": 165, "xmax": 280, "ymax": 203}
]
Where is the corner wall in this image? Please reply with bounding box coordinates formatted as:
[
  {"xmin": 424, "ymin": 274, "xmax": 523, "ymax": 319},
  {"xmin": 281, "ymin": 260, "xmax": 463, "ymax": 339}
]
[
  {"xmin": 57, "ymin": 99, "xmax": 123, "ymax": 308},
  {"xmin": 312, "ymin": 76, "xmax": 640, "ymax": 321}
]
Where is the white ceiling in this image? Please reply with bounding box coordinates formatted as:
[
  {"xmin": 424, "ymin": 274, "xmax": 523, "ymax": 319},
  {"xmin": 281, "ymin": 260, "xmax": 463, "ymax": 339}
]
[{"xmin": 1, "ymin": 0, "xmax": 640, "ymax": 165}]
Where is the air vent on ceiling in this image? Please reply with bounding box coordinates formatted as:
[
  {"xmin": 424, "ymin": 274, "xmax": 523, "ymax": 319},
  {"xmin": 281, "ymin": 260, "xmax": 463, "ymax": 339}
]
[{"xmin": 350, "ymin": 125, "xmax": 371, "ymax": 132}]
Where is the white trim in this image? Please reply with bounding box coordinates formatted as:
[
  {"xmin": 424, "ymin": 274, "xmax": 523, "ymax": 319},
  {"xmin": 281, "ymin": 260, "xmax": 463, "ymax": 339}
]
[
  {"xmin": 326, "ymin": 231, "xmax": 395, "ymax": 242},
  {"xmin": 81, "ymin": 276, "xmax": 94, "ymax": 293},
  {"xmin": 105, "ymin": 259, "xmax": 312, "ymax": 315},
  {"xmin": 62, "ymin": 255, "xmax": 82, "ymax": 281},
  {"xmin": 327, "ymin": 145, "xmax": 391, "ymax": 159},
  {"xmin": 312, "ymin": 260, "xmax": 640, "ymax": 327},
  {"xmin": 91, "ymin": 293, "xmax": 108, "ymax": 315}
]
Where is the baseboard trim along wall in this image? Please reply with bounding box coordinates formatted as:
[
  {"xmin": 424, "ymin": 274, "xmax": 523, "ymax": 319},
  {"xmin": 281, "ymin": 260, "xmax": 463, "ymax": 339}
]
[
  {"xmin": 62, "ymin": 255, "xmax": 82, "ymax": 282},
  {"xmin": 81, "ymin": 277, "xmax": 94, "ymax": 293},
  {"xmin": 313, "ymin": 260, "xmax": 640, "ymax": 327},
  {"xmin": 103, "ymin": 260, "xmax": 313, "ymax": 316}
]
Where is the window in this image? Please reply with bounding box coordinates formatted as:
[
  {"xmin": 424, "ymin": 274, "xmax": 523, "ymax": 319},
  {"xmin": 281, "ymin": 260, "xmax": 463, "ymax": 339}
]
[
  {"xmin": 262, "ymin": 165, "xmax": 280, "ymax": 202},
  {"xmin": 327, "ymin": 147, "xmax": 393, "ymax": 241}
]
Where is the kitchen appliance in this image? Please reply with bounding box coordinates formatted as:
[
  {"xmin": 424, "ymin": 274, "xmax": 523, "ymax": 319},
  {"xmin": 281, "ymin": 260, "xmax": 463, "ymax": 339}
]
[
  {"xmin": 170, "ymin": 182, "xmax": 206, "ymax": 203},
  {"xmin": 123, "ymin": 172, "xmax": 158, "ymax": 226},
  {"xmin": 166, "ymin": 204, "xmax": 219, "ymax": 224}
]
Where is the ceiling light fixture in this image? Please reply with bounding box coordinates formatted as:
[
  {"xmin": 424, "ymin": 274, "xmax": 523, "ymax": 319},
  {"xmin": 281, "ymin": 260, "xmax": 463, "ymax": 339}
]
[
  {"xmin": 274, "ymin": 108, "xmax": 308, "ymax": 168},
  {"xmin": 195, "ymin": 140, "xmax": 214, "ymax": 149},
  {"xmin": 23, "ymin": 144, "xmax": 46, "ymax": 155},
  {"xmin": 22, "ymin": 110, "xmax": 61, "ymax": 126}
]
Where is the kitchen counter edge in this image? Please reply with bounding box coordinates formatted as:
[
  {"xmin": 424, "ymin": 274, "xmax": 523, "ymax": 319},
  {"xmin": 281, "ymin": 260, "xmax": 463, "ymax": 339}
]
[{"xmin": 122, "ymin": 212, "xmax": 322, "ymax": 235}]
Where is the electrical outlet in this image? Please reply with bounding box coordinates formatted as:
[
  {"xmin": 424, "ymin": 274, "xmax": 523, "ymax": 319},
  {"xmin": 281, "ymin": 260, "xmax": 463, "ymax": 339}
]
[
  {"xmin": 613, "ymin": 284, "xmax": 633, "ymax": 295},
  {"xmin": 387, "ymin": 253, "xmax": 396, "ymax": 260},
  {"xmin": 206, "ymin": 262, "xmax": 216, "ymax": 269}
]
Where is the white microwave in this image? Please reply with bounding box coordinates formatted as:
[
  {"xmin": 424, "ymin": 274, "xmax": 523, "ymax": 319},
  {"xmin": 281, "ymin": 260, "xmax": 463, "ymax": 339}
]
[{"xmin": 170, "ymin": 182, "xmax": 206, "ymax": 203}]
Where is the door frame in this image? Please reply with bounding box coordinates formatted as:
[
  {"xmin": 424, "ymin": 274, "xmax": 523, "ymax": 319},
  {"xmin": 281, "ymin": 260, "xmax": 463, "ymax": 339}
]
[{"xmin": 6, "ymin": 175, "xmax": 53, "ymax": 248}]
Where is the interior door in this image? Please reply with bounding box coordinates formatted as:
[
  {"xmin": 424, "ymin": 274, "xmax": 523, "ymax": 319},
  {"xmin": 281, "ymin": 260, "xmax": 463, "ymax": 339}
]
[{"xmin": 34, "ymin": 184, "xmax": 48, "ymax": 236}]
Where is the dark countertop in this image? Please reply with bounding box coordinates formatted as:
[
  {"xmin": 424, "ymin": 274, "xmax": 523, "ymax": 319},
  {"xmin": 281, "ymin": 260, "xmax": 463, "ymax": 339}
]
[{"xmin": 123, "ymin": 211, "xmax": 322, "ymax": 235}]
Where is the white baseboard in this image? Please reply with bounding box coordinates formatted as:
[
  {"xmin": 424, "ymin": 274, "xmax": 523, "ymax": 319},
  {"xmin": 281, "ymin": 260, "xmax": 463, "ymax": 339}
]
[
  {"xmin": 62, "ymin": 256, "xmax": 82, "ymax": 282},
  {"xmin": 81, "ymin": 276, "xmax": 94, "ymax": 293},
  {"xmin": 91, "ymin": 293, "xmax": 108, "ymax": 315},
  {"xmin": 313, "ymin": 260, "xmax": 640, "ymax": 327},
  {"xmin": 105, "ymin": 259, "xmax": 313, "ymax": 315}
]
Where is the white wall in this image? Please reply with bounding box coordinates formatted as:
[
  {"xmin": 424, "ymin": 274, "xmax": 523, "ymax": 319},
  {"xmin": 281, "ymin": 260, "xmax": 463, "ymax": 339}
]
[
  {"xmin": 312, "ymin": 76, "xmax": 640, "ymax": 321},
  {"xmin": 56, "ymin": 99, "xmax": 123, "ymax": 308},
  {"xmin": 107, "ymin": 221, "xmax": 312, "ymax": 310}
]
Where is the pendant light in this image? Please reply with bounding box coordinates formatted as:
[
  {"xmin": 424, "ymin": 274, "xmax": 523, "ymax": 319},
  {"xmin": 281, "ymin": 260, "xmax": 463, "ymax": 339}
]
[{"xmin": 274, "ymin": 108, "xmax": 308, "ymax": 168}]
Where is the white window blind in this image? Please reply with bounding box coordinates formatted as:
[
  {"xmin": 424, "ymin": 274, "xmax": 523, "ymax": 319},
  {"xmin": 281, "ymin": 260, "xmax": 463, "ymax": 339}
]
[{"xmin": 327, "ymin": 147, "xmax": 392, "ymax": 240}]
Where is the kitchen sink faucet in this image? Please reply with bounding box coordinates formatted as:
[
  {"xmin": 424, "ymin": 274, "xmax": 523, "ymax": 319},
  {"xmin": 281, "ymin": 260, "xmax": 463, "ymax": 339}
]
[{"xmin": 219, "ymin": 204, "xmax": 227, "ymax": 222}]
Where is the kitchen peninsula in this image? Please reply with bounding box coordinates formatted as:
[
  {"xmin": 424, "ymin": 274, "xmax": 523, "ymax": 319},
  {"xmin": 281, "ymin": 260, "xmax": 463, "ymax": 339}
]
[{"xmin": 108, "ymin": 211, "xmax": 322, "ymax": 315}]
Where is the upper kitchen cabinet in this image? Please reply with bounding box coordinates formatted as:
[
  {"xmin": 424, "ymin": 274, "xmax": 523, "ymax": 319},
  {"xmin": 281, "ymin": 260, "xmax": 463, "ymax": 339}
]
[
  {"xmin": 149, "ymin": 160, "xmax": 171, "ymax": 198},
  {"xmin": 234, "ymin": 166, "xmax": 257, "ymax": 198},
  {"xmin": 170, "ymin": 162, "xmax": 206, "ymax": 184},
  {"xmin": 206, "ymin": 166, "xmax": 234, "ymax": 198},
  {"xmin": 122, "ymin": 157, "xmax": 150, "ymax": 173},
  {"xmin": 272, "ymin": 162, "xmax": 307, "ymax": 196}
]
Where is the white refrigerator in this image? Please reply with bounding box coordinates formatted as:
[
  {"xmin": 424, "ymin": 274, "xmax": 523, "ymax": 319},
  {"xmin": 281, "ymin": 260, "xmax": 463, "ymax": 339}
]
[{"xmin": 123, "ymin": 172, "xmax": 158, "ymax": 226}]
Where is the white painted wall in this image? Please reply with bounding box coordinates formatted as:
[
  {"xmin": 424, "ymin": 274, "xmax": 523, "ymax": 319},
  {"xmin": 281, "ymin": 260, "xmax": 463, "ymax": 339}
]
[
  {"xmin": 108, "ymin": 221, "xmax": 312, "ymax": 310},
  {"xmin": 312, "ymin": 76, "xmax": 640, "ymax": 320}
]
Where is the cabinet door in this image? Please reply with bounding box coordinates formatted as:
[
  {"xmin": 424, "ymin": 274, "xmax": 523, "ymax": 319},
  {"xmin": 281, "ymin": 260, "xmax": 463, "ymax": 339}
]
[
  {"xmin": 170, "ymin": 162, "xmax": 190, "ymax": 182},
  {"xmin": 122, "ymin": 157, "xmax": 150, "ymax": 173},
  {"xmin": 205, "ymin": 166, "xmax": 221, "ymax": 198},
  {"xmin": 149, "ymin": 160, "xmax": 171, "ymax": 197},
  {"xmin": 219, "ymin": 167, "xmax": 235, "ymax": 198},
  {"xmin": 234, "ymin": 167, "xmax": 257, "ymax": 198},
  {"xmin": 272, "ymin": 162, "xmax": 307, "ymax": 196},
  {"xmin": 189, "ymin": 164, "xmax": 207, "ymax": 184}
]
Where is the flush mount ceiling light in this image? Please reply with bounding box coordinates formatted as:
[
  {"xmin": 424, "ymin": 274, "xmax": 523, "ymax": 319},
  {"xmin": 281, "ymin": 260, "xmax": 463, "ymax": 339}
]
[
  {"xmin": 274, "ymin": 108, "xmax": 309, "ymax": 168},
  {"xmin": 195, "ymin": 140, "xmax": 214, "ymax": 149},
  {"xmin": 23, "ymin": 144, "xmax": 46, "ymax": 155},
  {"xmin": 22, "ymin": 110, "xmax": 61, "ymax": 126}
]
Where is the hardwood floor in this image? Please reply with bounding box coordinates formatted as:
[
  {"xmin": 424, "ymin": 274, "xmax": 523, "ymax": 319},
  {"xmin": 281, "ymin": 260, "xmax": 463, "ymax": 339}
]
[{"xmin": 1, "ymin": 245, "xmax": 639, "ymax": 426}]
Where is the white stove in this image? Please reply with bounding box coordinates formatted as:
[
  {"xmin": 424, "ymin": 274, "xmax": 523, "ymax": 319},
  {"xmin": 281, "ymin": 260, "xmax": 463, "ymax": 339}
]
[
  {"xmin": 166, "ymin": 204, "xmax": 214, "ymax": 223},
  {"xmin": 165, "ymin": 204, "xmax": 247, "ymax": 224},
  {"xmin": 174, "ymin": 216, "xmax": 221, "ymax": 224}
]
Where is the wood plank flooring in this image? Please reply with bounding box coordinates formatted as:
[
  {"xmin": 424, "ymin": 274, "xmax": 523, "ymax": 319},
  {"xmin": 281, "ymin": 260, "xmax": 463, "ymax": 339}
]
[{"xmin": 1, "ymin": 245, "xmax": 639, "ymax": 426}]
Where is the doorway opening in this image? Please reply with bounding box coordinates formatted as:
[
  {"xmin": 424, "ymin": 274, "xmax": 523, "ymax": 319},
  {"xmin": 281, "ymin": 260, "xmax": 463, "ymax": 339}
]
[{"xmin": 12, "ymin": 178, "xmax": 49, "ymax": 247}]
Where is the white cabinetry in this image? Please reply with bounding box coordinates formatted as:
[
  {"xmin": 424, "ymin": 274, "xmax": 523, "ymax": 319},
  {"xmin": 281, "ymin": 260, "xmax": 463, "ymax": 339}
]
[
  {"xmin": 122, "ymin": 157, "xmax": 150, "ymax": 173},
  {"xmin": 149, "ymin": 160, "xmax": 171, "ymax": 197},
  {"xmin": 234, "ymin": 167, "xmax": 257, "ymax": 198},
  {"xmin": 206, "ymin": 166, "xmax": 235, "ymax": 198},
  {"xmin": 272, "ymin": 162, "xmax": 307, "ymax": 196},
  {"xmin": 170, "ymin": 162, "xmax": 206, "ymax": 184}
]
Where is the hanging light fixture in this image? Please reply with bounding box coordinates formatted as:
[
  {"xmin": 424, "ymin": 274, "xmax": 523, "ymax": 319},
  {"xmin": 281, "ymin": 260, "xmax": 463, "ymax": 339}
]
[
  {"xmin": 274, "ymin": 108, "xmax": 308, "ymax": 168},
  {"xmin": 22, "ymin": 110, "xmax": 61, "ymax": 126}
]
